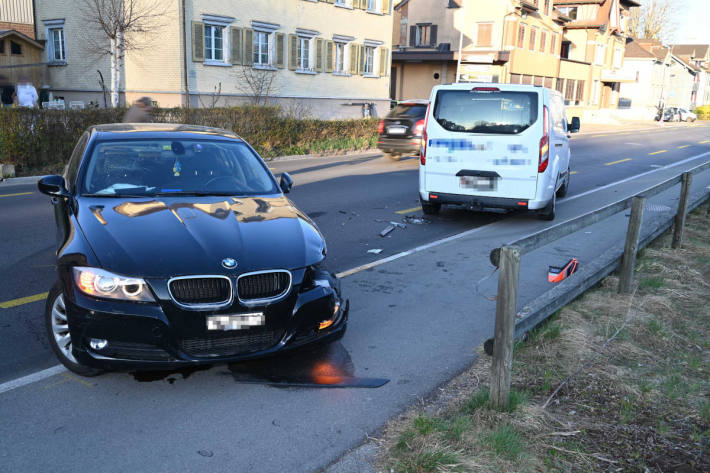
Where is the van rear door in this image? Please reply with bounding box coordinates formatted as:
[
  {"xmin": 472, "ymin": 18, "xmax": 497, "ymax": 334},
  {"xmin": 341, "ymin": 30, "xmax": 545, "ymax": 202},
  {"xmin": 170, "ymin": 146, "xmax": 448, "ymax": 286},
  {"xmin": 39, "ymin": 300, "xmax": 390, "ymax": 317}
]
[{"xmin": 424, "ymin": 86, "xmax": 542, "ymax": 200}]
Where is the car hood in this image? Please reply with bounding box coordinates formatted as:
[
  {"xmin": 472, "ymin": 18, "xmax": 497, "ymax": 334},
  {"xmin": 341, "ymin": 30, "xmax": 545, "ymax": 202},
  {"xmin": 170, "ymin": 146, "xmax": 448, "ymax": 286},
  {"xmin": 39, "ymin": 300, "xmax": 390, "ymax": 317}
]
[{"xmin": 75, "ymin": 195, "xmax": 325, "ymax": 278}]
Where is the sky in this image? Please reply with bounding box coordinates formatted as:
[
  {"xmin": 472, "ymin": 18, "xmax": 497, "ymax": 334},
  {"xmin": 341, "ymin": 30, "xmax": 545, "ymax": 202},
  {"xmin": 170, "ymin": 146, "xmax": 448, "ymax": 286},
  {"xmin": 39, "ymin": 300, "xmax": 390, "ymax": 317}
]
[{"xmin": 674, "ymin": 0, "xmax": 710, "ymax": 44}]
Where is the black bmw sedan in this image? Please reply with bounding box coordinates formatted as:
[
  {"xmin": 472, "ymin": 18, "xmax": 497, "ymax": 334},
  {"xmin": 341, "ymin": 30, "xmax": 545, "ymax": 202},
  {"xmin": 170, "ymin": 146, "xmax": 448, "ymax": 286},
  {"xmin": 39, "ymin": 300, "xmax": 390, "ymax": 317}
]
[{"xmin": 38, "ymin": 124, "xmax": 348, "ymax": 376}]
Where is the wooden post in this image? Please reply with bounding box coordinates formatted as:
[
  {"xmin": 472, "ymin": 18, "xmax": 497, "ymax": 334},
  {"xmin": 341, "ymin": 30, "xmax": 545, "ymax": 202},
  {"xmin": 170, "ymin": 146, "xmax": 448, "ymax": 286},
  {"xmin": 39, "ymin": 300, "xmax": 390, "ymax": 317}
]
[
  {"xmin": 618, "ymin": 196, "xmax": 646, "ymax": 294},
  {"xmin": 672, "ymin": 172, "xmax": 693, "ymax": 249},
  {"xmin": 490, "ymin": 245, "xmax": 521, "ymax": 411}
]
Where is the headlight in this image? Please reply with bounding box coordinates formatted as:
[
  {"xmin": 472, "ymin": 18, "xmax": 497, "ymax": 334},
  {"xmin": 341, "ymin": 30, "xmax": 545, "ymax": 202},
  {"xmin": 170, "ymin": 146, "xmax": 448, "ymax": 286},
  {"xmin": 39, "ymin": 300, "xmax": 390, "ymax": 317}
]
[{"xmin": 72, "ymin": 267, "xmax": 155, "ymax": 302}]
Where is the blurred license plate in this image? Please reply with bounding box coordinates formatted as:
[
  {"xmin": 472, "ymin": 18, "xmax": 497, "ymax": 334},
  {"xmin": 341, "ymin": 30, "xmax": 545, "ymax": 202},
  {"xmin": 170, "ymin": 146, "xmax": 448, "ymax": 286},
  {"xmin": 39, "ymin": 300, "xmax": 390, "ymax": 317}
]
[
  {"xmin": 459, "ymin": 176, "xmax": 497, "ymax": 191},
  {"xmin": 207, "ymin": 313, "xmax": 264, "ymax": 331},
  {"xmin": 387, "ymin": 126, "xmax": 406, "ymax": 134}
]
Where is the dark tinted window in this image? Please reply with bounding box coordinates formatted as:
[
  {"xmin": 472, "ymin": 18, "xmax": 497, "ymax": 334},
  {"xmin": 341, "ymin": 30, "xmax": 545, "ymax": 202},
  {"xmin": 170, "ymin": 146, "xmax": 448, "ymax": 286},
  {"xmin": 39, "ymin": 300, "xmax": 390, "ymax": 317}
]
[
  {"xmin": 81, "ymin": 139, "xmax": 278, "ymax": 197},
  {"xmin": 433, "ymin": 90, "xmax": 538, "ymax": 134},
  {"xmin": 10, "ymin": 41, "xmax": 22, "ymax": 55},
  {"xmin": 387, "ymin": 103, "xmax": 427, "ymax": 118}
]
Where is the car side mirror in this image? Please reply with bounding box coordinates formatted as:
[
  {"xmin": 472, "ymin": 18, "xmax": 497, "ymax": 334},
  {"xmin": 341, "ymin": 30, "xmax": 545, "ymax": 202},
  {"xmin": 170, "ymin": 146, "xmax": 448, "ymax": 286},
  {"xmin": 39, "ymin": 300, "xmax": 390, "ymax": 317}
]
[
  {"xmin": 279, "ymin": 172, "xmax": 294, "ymax": 194},
  {"xmin": 568, "ymin": 116, "xmax": 581, "ymax": 133},
  {"xmin": 38, "ymin": 175, "xmax": 70, "ymax": 197}
]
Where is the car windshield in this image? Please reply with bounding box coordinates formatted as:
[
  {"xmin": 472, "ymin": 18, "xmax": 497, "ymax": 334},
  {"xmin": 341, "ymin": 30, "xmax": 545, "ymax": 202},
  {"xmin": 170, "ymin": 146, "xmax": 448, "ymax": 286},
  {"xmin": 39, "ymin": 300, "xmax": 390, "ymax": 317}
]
[
  {"xmin": 388, "ymin": 103, "xmax": 428, "ymax": 118},
  {"xmin": 81, "ymin": 139, "xmax": 278, "ymax": 196},
  {"xmin": 433, "ymin": 90, "xmax": 538, "ymax": 134}
]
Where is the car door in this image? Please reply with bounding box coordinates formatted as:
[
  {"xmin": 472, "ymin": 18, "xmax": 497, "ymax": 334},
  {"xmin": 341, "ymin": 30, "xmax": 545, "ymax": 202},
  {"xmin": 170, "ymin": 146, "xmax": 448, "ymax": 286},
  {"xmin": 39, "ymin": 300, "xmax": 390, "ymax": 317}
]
[{"xmin": 549, "ymin": 93, "xmax": 570, "ymax": 181}]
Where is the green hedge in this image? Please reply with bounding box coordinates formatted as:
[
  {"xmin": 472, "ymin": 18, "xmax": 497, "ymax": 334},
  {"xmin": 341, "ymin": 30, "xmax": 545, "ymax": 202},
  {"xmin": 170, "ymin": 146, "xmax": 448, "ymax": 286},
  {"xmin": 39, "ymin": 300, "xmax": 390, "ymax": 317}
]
[
  {"xmin": 0, "ymin": 107, "xmax": 378, "ymax": 175},
  {"xmin": 694, "ymin": 105, "xmax": 710, "ymax": 121}
]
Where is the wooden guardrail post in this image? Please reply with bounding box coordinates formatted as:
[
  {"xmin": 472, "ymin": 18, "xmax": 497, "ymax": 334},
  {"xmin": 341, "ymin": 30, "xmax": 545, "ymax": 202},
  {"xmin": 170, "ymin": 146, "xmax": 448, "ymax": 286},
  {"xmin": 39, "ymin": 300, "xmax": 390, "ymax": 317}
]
[
  {"xmin": 618, "ymin": 196, "xmax": 646, "ymax": 294},
  {"xmin": 490, "ymin": 245, "xmax": 521, "ymax": 411},
  {"xmin": 672, "ymin": 172, "xmax": 693, "ymax": 249}
]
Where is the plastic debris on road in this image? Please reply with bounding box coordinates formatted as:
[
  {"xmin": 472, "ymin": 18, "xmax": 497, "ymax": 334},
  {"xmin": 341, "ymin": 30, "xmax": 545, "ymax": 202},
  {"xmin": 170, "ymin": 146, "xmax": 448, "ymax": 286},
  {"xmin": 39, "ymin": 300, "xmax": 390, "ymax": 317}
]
[{"xmin": 367, "ymin": 248, "xmax": 383, "ymax": 254}]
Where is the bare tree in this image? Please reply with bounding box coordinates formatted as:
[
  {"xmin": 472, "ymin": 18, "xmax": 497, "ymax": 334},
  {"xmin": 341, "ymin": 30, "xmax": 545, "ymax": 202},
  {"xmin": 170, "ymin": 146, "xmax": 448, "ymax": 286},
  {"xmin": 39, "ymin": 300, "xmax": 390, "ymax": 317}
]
[
  {"xmin": 79, "ymin": 0, "xmax": 166, "ymax": 108},
  {"xmin": 234, "ymin": 66, "xmax": 280, "ymax": 106},
  {"xmin": 628, "ymin": 0, "xmax": 684, "ymax": 43},
  {"xmin": 198, "ymin": 82, "xmax": 224, "ymax": 109}
]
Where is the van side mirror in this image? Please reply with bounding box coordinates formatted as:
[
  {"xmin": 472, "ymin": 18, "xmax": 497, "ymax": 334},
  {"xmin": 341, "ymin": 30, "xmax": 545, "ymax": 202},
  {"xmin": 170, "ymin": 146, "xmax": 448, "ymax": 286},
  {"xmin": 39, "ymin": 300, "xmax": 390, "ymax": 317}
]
[
  {"xmin": 279, "ymin": 172, "xmax": 294, "ymax": 194},
  {"xmin": 38, "ymin": 175, "xmax": 70, "ymax": 197},
  {"xmin": 568, "ymin": 117, "xmax": 581, "ymax": 133}
]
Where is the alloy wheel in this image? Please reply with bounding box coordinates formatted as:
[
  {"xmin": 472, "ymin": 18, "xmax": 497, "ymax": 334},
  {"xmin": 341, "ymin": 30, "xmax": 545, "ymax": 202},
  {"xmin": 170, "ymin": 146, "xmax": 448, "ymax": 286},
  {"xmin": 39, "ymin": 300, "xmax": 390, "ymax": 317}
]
[{"xmin": 50, "ymin": 294, "xmax": 77, "ymax": 364}]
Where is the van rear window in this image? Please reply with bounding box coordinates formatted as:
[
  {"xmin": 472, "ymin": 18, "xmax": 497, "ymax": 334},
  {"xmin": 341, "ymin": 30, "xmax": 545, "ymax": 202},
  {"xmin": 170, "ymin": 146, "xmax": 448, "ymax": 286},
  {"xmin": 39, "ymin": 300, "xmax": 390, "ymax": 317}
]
[{"xmin": 433, "ymin": 90, "xmax": 538, "ymax": 134}]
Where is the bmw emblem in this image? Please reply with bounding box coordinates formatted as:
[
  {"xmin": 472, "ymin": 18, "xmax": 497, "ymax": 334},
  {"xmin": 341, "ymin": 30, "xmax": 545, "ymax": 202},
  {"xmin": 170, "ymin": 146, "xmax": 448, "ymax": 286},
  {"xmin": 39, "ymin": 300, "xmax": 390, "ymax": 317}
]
[{"xmin": 221, "ymin": 258, "xmax": 237, "ymax": 269}]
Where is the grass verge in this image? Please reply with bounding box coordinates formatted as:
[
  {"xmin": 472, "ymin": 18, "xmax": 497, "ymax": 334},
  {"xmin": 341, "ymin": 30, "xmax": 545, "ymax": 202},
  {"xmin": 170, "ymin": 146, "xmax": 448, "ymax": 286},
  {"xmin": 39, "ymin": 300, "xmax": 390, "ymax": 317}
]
[{"xmin": 378, "ymin": 205, "xmax": 710, "ymax": 472}]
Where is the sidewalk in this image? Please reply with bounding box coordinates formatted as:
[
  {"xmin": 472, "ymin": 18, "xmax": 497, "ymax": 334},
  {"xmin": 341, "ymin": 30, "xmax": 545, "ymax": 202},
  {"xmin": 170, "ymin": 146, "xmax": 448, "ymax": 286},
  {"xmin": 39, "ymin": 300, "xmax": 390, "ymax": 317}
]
[{"xmin": 575, "ymin": 119, "xmax": 709, "ymax": 136}]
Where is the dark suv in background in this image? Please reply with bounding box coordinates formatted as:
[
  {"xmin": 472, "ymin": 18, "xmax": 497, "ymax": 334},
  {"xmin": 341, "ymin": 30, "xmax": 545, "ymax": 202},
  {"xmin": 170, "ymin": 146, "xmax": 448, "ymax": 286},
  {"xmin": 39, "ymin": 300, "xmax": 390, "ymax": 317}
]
[{"xmin": 377, "ymin": 100, "xmax": 429, "ymax": 160}]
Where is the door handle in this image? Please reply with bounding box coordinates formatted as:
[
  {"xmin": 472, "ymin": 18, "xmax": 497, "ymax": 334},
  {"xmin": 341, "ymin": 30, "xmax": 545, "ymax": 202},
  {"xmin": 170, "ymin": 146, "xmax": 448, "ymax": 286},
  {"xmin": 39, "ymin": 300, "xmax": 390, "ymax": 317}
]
[{"xmin": 554, "ymin": 143, "xmax": 563, "ymax": 148}]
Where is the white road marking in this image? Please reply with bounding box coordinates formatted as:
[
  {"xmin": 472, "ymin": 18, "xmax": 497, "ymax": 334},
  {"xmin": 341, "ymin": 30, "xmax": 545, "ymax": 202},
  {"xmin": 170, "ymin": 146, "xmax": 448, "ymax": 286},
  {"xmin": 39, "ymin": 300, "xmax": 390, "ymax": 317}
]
[{"xmin": 0, "ymin": 365, "xmax": 67, "ymax": 395}]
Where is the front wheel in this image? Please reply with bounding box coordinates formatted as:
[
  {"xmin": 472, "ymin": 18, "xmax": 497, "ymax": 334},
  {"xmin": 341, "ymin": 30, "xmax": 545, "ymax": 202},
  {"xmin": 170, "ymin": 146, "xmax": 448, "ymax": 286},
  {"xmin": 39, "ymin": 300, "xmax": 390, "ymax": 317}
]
[
  {"xmin": 420, "ymin": 198, "xmax": 441, "ymax": 215},
  {"xmin": 45, "ymin": 282, "xmax": 102, "ymax": 377}
]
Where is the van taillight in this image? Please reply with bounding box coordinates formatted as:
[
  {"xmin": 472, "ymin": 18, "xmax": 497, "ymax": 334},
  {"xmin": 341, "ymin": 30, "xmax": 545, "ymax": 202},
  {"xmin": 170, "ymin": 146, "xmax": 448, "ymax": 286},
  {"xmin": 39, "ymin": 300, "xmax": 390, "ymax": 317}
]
[
  {"xmin": 538, "ymin": 105, "xmax": 550, "ymax": 173},
  {"xmin": 420, "ymin": 105, "xmax": 430, "ymax": 165},
  {"xmin": 378, "ymin": 120, "xmax": 385, "ymax": 134},
  {"xmin": 413, "ymin": 119, "xmax": 425, "ymax": 136}
]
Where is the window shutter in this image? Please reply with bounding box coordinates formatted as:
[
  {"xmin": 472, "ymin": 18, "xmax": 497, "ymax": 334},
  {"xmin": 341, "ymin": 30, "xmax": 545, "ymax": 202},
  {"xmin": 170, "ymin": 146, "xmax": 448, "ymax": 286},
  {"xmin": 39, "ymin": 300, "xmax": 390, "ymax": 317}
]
[
  {"xmin": 430, "ymin": 25, "xmax": 438, "ymax": 47},
  {"xmin": 316, "ymin": 38, "xmax": 324, "ymax": 72},
  {"xmin": 349, "ymin": 43, "xmax": 357, "ymax": 74},
  {"xmin": 289, "ymin": 34, "xmax": 298, "ymax": 70},
  {"xmin": 357, "ymin": 0, "xmax": 366, "ymax": 10},
  {"xmin": 382, "ymin": 0, "xmax": 390, "ymax": 14},
  {"xmin": 243, "ymin": 28, "xmax": 254, "ymax": 66},
  {"xmin": 409, "ymin": 25, "xmax": 416, "ymax": 47},
  {"xmin": 231, "ymin": 27, "xmax": 242, "ymax": 65},
  {"xmin": 325, "ymin": 41, "xmax": 334, "ymax": 73},
  {"xmin": 192, "ymin": 22, "xmax": 204, "ymax": 62},
  {"xmin": 359, "ymin": 45, "xmax": 365, "ymax": 75},
  {"xmin": 275, "ymin": 33, "xmax": 285, "ymax": 68},
  {"xmin": 379, "ymin": 47, "xmax": 388, "ymax": 77}
]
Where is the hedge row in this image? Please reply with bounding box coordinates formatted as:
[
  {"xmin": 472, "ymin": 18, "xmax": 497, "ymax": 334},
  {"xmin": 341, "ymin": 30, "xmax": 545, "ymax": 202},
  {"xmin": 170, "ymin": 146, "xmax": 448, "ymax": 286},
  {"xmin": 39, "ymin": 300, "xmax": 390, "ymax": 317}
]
[
  {"xmin": 694, "ymin": 105, "xmax": 710, "ymax": 121},
  {"xmin": 0, "ymin": 107, "xmax": 378, "ymax": 175}
]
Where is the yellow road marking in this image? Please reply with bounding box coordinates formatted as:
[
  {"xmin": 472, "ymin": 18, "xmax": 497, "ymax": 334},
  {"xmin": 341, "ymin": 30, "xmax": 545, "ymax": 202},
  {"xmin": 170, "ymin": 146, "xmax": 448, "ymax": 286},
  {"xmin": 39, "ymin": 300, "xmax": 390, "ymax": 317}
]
[
  {"xmin": 570, "ymin": 171, "xmax": 578, "ymax": 175},
  {"xmin": 649, "ymin": 150, "xmax": 667, "ymax": 155},
  {"xmin": 0, "ymin": 292, "xmax": 48, "ymax": 309},
  {"xmin": 700, "ymin": 140, "xmax": 710, "ymax": 144},
  {"xmin": 395, "ymin": 205, "xmax": 422, "ymax": 215},
  {"xmin": 0, "ymin": 192, "xmax": 32, "ymax": 198},
  {"xmin": 678, "ymin": 145, "xmax": 690, "ymax": 149},
  {"xmin": 62, "ymin": 373, "xmax": 94, "ymax": 388},
  {"xmin": 605, "ymin": 158, "xmax": 632, "ymax": 166}
]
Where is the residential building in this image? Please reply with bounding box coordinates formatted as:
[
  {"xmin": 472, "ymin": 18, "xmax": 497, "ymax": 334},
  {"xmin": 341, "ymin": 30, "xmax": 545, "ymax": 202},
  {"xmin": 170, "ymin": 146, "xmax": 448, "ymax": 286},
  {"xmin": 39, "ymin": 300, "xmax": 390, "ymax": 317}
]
[
  {"xmin": 391, "ymin": 0, "xmax": 639, "ymax": 120},
  {"xmin": 0, "ymin": 0, "xmax": 35, "ymax": 39},
  {"xmin": 672, "ymin": 44, "xmax": 710, "ymax": 106},
  {"xmin": 618, "ymin": 39, "xmax": 671, "ymax": 119},
  {"xmin": 33, "ymin": 0, "xmax": 394, "ymax": 117}
]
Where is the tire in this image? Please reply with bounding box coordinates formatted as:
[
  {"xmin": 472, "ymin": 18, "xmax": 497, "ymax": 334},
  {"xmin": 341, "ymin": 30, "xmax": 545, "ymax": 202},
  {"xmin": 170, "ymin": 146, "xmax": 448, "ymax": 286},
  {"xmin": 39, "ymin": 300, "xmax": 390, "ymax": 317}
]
[
  {"xmin": 45, "ymin": 282, "xmax": 103, "ymax": 377},
  {"xmin": 556, "ymin": 167, "xmax": 570, "ymax": 198},
  {"xmin": 420, "ymin": 198, "xmax": 441, "ymax": 215},
  {"xmin": 538, "ymin": 185, "xmax": 556, "ymax": 221},
  {"xmin": 387, "ymin": 153, "xmax": 403, "ymax": 161},
  {"xmin": 686, "ymin": 117, "xmax": 692, "ymax": 123}
]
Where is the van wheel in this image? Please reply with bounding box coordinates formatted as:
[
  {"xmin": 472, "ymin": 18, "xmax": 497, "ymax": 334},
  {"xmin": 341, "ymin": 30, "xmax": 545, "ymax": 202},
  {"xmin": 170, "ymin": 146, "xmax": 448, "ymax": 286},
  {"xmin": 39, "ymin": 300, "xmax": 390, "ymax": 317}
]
[
  {"xmin": 421, "ymin": 199, "xmax": 441, "ymax": 215},
  {"xmin": 45, "ymin": 282, "xmax": 103, "ymax": 377},
  {"xmin": 538, "ymin": 189, "xmax": 556, "ymax": 221},
  {"xmin": 557, "ymin": 168, "xmax": 570, "ymax": 198}
]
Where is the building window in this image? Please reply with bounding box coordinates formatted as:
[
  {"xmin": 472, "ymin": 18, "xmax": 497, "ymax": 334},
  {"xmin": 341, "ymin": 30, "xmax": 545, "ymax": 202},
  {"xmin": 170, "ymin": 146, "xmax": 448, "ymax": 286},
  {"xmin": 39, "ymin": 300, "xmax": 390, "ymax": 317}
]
[
  {"xmin": 476, "ymin": 23, "xmax": 492, "ymax": 47},
  {"xmin": 591, "ymin": 80, "xmax": 600, "ymax": 105},
  {"xmin": 50, "ymin": 27, "xmax": 66, "ymax": 61},
  {"xmin": 564, "ymin": 79, "xmax": 574, "ymax": 103},
  {"xmin": 415, "ymin": 24, "xmax": 431, "ymax": 47},
  {"xmin": 544, "ymin": 0, "xmax": 550, "ymax": 15},
  {"xmin": 205, "ymin": 25, "xmax": 224, "ymax": 61},
  {"xmin": 367, "ymin": 0, "xmax": 379, "ymax": 11},
  {"xmin": 517, "ymin": 24, "xmax": 526, "ymax": 49},
  {"xmin": 253, "ymin": 31, "xmax": 271, "ymax": 66},
  {"xmin": 10, "ymin": 41, "xmax": 22, "ymax": 55},
  {"xmin": 575, "ymin": 80, "xmax": 585, "ymax": 104},
  {"xmin": 594, "ymin": 44, "xmax": 605, "ymax": 65},
  {"xmin": 0, "ymin": 40, "xmax": 4, "ymax": 54},
  {"xmin": 298, "ymin": 37, "xmax": 311, "ymax": 70},
  {"xmin": 540, "ymin": 30, "xmax": 547, "ymax": 53},
  {"xmin": 529, "ymin": 27, "xmax": 537, "ymax": 51},
  {"xmin": 364, "ymin": 46, "xmax": 375, "ymax": 75},
  {"xmin": 558, "ymin": 7, "xmax": 578, "ymax": 20},
  {"xmin": 550, "ymin": 34, "xmax": 556, "ymax": 55},
  {"xmin": 561, "ymin": 41, "xmax": 570, "ymax": 59},
  {"xmin": 613, "ymin": 48, "xmax": 623, "ymax": 69},
  {"xmin": 335, "ymin": 42, "xmax": 347, "ymax": 73}
]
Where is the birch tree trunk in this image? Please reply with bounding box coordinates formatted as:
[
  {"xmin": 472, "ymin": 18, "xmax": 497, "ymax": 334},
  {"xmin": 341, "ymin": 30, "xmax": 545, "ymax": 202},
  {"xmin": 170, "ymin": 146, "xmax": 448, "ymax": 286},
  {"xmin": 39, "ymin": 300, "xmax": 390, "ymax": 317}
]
[{"xmin": 110, "ymin": 37, "xmax": 119, "ymax": 108}]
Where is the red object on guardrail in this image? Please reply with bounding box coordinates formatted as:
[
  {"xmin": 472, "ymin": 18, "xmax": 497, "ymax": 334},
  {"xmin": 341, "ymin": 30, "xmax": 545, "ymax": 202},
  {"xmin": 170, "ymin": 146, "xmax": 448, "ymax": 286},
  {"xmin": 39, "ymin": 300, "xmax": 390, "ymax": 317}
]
[{"xmin": 548, "ymin": 258, "xmax": 579, "ymax": 283}]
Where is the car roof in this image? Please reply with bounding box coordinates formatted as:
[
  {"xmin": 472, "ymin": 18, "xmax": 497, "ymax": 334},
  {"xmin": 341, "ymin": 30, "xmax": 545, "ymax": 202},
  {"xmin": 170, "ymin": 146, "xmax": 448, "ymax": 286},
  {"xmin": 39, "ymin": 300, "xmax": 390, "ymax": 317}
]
[{"xmin": 88, "ymin": 123, "xmax": 243, "ymax": 141}]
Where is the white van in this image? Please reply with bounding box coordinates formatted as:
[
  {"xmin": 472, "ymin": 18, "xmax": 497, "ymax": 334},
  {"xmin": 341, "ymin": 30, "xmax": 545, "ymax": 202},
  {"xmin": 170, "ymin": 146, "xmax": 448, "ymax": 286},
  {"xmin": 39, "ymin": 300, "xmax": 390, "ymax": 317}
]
[{"xmin": 418, "ymin": 83, "xmax": 580, "ymax": 220}]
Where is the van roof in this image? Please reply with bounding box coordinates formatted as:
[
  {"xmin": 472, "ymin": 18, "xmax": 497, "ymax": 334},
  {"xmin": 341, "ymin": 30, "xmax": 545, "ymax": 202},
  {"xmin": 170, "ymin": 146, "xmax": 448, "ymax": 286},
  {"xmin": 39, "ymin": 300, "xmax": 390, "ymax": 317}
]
[{"xmin": 432, "ymin": 82, "xmax": 562, "ymax": 98}]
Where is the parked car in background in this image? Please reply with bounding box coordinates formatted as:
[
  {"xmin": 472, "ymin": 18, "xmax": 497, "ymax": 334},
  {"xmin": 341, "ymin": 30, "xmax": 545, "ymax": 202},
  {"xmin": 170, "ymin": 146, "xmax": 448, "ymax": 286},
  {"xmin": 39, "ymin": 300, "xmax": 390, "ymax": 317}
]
[
  {"xmin": 419, "ymin": 83, "xmax": 580, "ymax": 221},
  {"xmin": 678, "ymin": 108, "xmax": 697, "ymax": 122},
  {"xmin": 377, "ymin": 100, "xmax": 429, "ymax": 160},
  {"xmin": 38, "ymin": 124, "xmax": 348, "ymax": 376}
]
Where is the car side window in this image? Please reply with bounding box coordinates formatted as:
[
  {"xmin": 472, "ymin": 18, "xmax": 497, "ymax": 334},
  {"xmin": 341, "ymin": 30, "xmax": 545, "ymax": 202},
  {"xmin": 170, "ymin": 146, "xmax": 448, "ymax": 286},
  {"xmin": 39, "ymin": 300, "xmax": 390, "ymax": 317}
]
[{"xmin": 64, "ymin": 132, "xmax": 89, "ymax": 192}]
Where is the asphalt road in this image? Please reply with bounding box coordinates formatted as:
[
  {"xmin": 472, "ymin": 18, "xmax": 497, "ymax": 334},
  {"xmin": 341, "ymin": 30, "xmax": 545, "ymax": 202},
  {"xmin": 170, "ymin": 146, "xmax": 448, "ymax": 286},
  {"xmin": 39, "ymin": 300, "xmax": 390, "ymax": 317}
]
[{"xmin": 1, "ymin": 122, "xmax": 709, "ymax": 384}]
